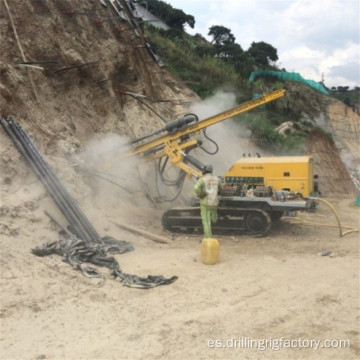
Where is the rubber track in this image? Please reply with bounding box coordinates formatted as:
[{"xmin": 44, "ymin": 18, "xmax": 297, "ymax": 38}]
[{"xmin": 162, "ymin": 207, "xmax": 271, "ymax": 236}]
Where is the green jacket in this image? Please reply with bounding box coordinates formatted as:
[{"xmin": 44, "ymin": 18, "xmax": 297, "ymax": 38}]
[{"xmin": 194, "ymin": 174, "xmax": 222, "ymax": 206}]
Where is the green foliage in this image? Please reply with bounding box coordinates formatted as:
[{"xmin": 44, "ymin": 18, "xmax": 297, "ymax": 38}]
[
  {"xmin": 239, "ymin": 113, "xmax": 306, "ymax": 154},
  {"xmin": 281, "ymin": 133, "xmax": 307, "ymax": 154},
  {"xmin": 273, "ymin": 81, "xmax": 284, "ymax": 90},
  {"xmin": 140, "ymin": 0, "xmax": 195, "ymax": 30},
  {"xmin": 206, "ymin": 26, "xmax": 249, "ymax": 71},
  {"xmin": 215, "ymin": 43, "xmax": 244, "ymax": 67},
  {"xmin": 163, "ymin": 28, "xmax": 184, "ymax": 41},
  {"xmin": 247, "ymin": 41, "xmax": 278, "ymax": 66},
  {"xmin": 142, "ymin": 6, "xmax": 340, "ymax": 155},
  {"xmin": 301, "ymin": 120, "xmax": 314, "ymax": 128},
  {"xmin": 208, "ymin": 25, "xmax": 235, "ymax": 45},
  {"xmin": 329, "ymin": 87, "xmax": 360, "ymax": 108},
  {"xmin": 145, "ymin": 25, "xmax": 244, "ymax": 97}
]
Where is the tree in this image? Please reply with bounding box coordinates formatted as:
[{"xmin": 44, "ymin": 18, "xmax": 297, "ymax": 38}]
[
  {"xmin": 337, "ymin": 86, "xmax": 349, "ymax": 93},
  {"xmin": 208, "ymin": 25, "xmax": 235, "ymax": 45},
  {"xmin": 216, "ymin": 42, "xmax": 244, "ymax": 66},
  {"xmin": 207, "ymin": 25, "xmax": 244, "ymax": 65},
  {"xmin": 167, "ymin": 9, "xmax": 195, "ymax": 30},
  {"xmin": 247, "ymin": 41, "xmax": 278, "ymax": 66},
  {"xmin": 144, "ymin": 0, "xmax": 195, "ymax": 30}
]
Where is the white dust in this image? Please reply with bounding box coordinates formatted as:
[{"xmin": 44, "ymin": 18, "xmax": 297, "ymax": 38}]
[
  {"xmin": 79, "ymin": 134, "xmax": 144, "ymax": 201},
  {"xmin": 78, "ymin": 90, "xmax": 267, "ymax": 205},
  {"xmin": 187, "ymin": 90, "xmax": 263, "ymax": 176}
]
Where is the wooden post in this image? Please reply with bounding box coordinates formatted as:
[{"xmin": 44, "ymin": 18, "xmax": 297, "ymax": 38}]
[{"xmin": 111, "ymin": 220, "xmax": 170, "ymax": 244}]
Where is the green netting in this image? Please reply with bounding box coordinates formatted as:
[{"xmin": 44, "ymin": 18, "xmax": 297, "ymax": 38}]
[{"xmin": 249, "ymin": 69, "xmax": 329, "ymax": 95}]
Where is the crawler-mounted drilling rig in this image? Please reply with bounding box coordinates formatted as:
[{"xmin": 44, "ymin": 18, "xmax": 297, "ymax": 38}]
[{"xmin": 121, "ymin": 89, "xmax": 315, "ymax": 235}]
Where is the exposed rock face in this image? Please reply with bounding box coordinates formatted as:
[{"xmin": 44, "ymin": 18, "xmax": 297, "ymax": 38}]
[
  {"xmin": 327, "ymin": 100, "xmax": 360, "ymax": 179},
  {"xmin": 0, "ymin": 0, "xmax": 198, "ymax": 207},
  {"xmin": 307, "ymin": 130, "xmax": 357, "ymax": 195},
  {"xmin": 309, "ymin": 99, "xmax": 359, "ymax": 194}
]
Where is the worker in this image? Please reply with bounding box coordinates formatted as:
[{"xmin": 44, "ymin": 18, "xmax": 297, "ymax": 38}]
[
  {"xmin": 313, "ymin": 174, "xmax": 321, "ymax": 196},
  {"xmin": 194, "ymin": 165, "xmax": 222, "ymax": 238}
]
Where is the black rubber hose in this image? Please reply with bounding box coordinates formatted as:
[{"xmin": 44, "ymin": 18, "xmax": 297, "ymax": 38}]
[
  {"xmin": 155, "ymin": 160, "xmax": 185, "ymax": 202},
  {"xmin": 0, "ymin": 118, "xmax": 90, "ymax": 243},
  {"xmin": 126, "ymin": 93, "xmax": 167, "ymax": 123},
  {"xmin": 7, "ymin": 118, "xmax": 99, "ymax": 243},
  {"xmin": 157, "ymin": 157, "xmax": 179, "ymax": 186},
  {"xmin": 199, "ymin": 128, "xmax": 219, "ymax": 155},
  {"xmin": 10, "ymin": 119, "xmax": 100, "ymax": 244}
]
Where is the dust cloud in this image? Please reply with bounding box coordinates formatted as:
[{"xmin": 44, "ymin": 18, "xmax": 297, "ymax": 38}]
[
  {"xmin": 189, "ymin": 90, "xmax": 237, "ymax": 120},
  {"xmin": 341, "ymin": 152, "xmax": 360, "ymax": 191},
  {"xmin": 78, "ymin": 134, "xmax": 144, "ymax": 201},
  {"xmin": 187, "ymin": 90, "xmax": 264, "ymax": 176},
  {"xmin": 78, "ymin": 91, "xmax": 267, "ymax": 204}
]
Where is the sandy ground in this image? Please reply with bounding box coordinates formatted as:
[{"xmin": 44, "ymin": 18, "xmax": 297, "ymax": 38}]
[
  {"xmin": 0, "ymin": 183, "xmax": 359, "ymax": 360},
  {"xmin": 1, "ymin": 2, "xmax": 359, "ymax": 359}
]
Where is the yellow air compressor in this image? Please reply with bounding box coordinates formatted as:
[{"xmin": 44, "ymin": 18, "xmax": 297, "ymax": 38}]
[{"xmin": 224, "ymin": 156, "xmax": 315, "ymax": 197}]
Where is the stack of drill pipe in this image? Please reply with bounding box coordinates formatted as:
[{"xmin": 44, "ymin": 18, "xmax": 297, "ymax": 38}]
[{"xmin": 0, "ymin": 117, "xmax": 100, "ymax": 244}]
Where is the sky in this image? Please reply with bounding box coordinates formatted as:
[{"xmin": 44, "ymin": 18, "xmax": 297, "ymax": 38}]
[{"xmin": 165, "ymin": 0, "xmax": 360, "ymax": 89}]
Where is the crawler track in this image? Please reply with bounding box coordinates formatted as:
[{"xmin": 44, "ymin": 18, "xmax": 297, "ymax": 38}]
[{"xmin": 162, "ymin": 206, "xmax": 271, "ymax": 236}]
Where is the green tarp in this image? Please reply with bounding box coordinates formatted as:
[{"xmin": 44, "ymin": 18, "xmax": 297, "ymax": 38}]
[{"xmin": 249, "ymin": 69, "xmax": 329, "ymax": 95}]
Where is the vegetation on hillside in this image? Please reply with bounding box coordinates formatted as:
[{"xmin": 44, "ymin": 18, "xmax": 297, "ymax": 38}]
[
  {"xmin": 141, "ymin": 0, "xmax": 195, "ymax": 30},
  {"xmin": 139, "ymin": 0, "xmax": 357, "ymax": 154},
  {"xmin": 328, "ymin": 86, "xmax": 360, "ymax": 108}
]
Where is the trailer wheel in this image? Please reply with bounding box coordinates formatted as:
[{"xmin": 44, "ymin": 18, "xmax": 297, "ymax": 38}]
[{"xmin": 244, "ymin": 211, "xmax": 270, "ymax": 235}]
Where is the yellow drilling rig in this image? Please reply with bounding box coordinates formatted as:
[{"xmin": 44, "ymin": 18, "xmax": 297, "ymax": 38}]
[{"xmin": 119, "ymin": 89, "xmax": 316, "ymax": 235}]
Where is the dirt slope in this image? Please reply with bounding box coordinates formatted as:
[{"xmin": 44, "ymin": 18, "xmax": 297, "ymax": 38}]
[
  {"xmin": 0, "ymin": 0, "xmax": 197, "ymax": 153},
  {"xmin": 307, "ymin": 97, "xmax": 360, "ymax": 194},
  {"xmin": 0, "ymin": 0, "xmax": 198, "ymax": 207},
  {"xmin": 0, "ymin": 1, "xmax": 359, "ymax": 360},
  {"xmin": 307, "ymin": 129, "xmax": 357, "ymax": 195},
  {"xmin": 326, "ymin": 99, "xmax": 360, "ymax": 189}
]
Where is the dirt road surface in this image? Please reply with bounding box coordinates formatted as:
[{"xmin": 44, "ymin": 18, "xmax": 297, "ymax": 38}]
[{"xmin": 1, "ymin": 190, "xmax": 359, "ymax": 360}]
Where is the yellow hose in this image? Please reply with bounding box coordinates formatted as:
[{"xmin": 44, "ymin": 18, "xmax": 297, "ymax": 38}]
[{"xmin": 284, "ymin": 197, "xmax": 359, "ymax": 237}]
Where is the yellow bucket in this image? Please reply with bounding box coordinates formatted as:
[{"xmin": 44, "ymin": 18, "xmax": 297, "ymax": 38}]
[{"xmin": 201, "ymin": 238, "xmax": 220, "ymax": 265}]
